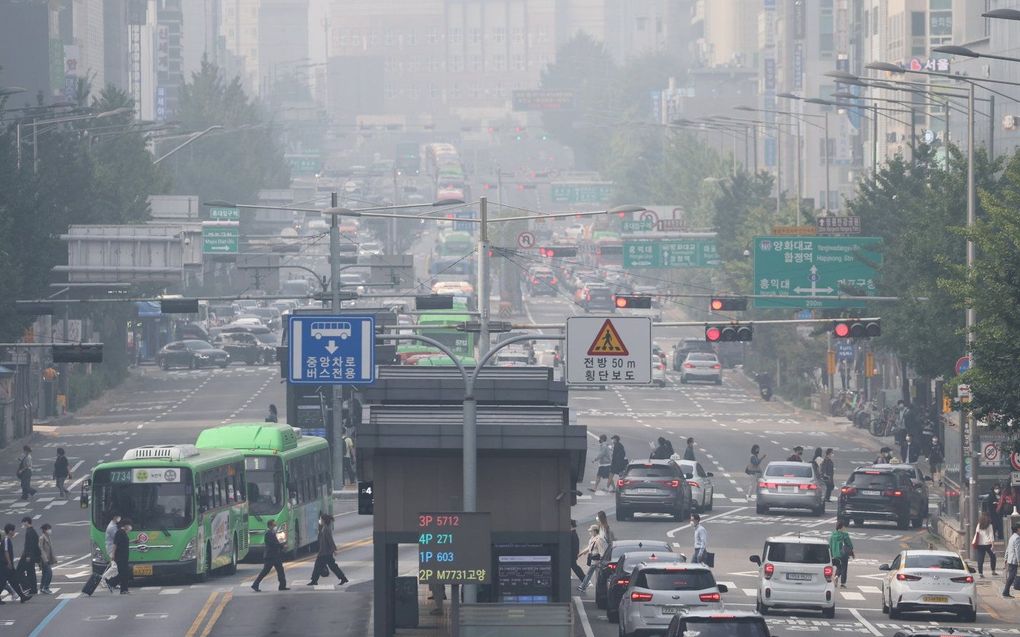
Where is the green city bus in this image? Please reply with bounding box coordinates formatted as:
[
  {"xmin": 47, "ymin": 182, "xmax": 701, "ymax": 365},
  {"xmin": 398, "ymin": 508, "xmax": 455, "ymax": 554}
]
[
  {"xmin": 416, "ymin": 309, "xmax": 474, "ymax": 359},
  {"xmin": 195, "ymin": 423, "xmax": 332, "ymax": 558},
  {"xmin": 87, "ymin": 445, "xmax": 250, "ymax": 581}
]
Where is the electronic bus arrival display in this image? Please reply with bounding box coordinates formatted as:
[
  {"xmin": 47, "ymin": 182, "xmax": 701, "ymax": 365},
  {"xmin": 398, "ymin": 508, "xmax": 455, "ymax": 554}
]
[{"xmin": 417, "ymin": 512, "xmax": 492, "ymax": 584}]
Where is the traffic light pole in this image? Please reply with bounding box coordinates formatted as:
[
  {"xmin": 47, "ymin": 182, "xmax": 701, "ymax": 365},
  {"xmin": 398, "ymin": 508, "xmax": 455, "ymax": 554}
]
[
  {"xmin": 329, "ymin": 192, "xmax": 345, "ymax": 490},
  {"xmin": 477, "ymin": 197, "xmax": 490, "ymax": 359}
]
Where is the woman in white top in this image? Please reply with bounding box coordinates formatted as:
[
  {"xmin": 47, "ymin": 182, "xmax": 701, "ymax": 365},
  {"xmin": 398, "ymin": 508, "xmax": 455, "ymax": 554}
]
[
  {"xmin": 974, "ymin": 512, "xmax": 997, "ymax": 577},
  {"xmin": 576, "ymin": 525, "xmax": 609, "ymax": 593}
]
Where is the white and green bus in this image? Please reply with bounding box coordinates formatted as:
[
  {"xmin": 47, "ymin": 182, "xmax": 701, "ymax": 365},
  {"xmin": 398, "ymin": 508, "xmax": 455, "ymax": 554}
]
[
  {"xmin": 195, "ymin": 423, "xmax": 332, "ymax": 558},
  {"xmin": 87, "ymin": 445, "xmax": 250, "ymax": 581}
]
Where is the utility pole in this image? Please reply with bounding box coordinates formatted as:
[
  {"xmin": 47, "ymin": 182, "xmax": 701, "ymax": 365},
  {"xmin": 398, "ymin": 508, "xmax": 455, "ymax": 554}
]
[
  {"xmin": 823, "ymin": 112, "xmax": 831, "ymax": 213},
  {"xmin": 965, "ymin": 81, "xmax": 978, "ymax": 560},
  {"xmin": 477, "ymin": 196, "xmax": 490, "ymax": 359},
  {"xmin": 329, "ymin": 191, "xmax": 344, "ymax": 490}
]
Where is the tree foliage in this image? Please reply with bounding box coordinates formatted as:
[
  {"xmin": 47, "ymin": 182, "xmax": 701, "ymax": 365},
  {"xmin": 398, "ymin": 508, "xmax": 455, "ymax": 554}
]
[{"xmin": 167, "ymin": 59, "xmax": 289, "ymax": 204}]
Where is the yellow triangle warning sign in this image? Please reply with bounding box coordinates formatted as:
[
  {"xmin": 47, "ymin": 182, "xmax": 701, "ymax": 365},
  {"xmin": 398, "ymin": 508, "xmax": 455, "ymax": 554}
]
[{"xmin": 587, "ymin": 319, "xmax": 629, "ymax": 356}]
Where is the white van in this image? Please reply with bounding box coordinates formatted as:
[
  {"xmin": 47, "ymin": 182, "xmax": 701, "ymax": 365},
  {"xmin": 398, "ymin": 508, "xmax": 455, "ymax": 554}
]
[{"xmin": 749, "ymin": 535, "xmax": 835, "ymax": 618}]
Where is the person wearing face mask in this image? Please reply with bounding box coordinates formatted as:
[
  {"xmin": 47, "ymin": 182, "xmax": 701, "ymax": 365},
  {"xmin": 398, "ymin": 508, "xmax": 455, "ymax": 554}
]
[
  {"xmin": 38, "ymin": 524, "xmax": 56, "ymax": 594},
  {"xmin": 107, "ymin": 518, "xmax": 136, "ymax": 594}
]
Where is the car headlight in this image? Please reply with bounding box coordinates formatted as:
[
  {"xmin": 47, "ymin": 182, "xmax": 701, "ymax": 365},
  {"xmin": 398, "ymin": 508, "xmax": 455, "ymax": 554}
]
[
  {"xmin": 196, "ymin": 353, "xmax": 210, "ymax": 359},
  {"xmin": 180, "ymin": 538, "xmax": 196, "ymax": 561}
]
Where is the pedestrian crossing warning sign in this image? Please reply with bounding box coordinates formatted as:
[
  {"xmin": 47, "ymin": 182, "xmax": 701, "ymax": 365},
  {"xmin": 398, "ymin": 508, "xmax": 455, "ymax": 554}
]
[{"xmin": 588, "ymin": 319, "xmax": 629, "ymax": 356}]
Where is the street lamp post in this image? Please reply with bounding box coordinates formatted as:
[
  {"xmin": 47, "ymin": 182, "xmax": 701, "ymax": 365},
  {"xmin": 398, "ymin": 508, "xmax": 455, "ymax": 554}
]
[
  {"xmin": 153, "ymin": 125, "xmax": 224, "ymax": 164},
  {"xmin": 15, "ymin": 107, "xmax": 132, "ymax": 172}
]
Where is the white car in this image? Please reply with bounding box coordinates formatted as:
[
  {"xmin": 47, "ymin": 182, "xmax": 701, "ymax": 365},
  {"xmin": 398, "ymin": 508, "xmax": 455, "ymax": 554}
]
[
  {"xmin": 880, "ymin": 550, "xmax": 977, "ymax": 622},
  {"xmin": 619, "ymin": 563, "xmax": 727, "ymax": 637},
  {"xmin": 676, "ymin": 460, "xmax": 715, "ymax": 512},
  {"xmin": 652, "ymin": 354, "xmax": 667, "ymax": 386},
  {"xmin": 750, "ymin": 535, "xmax": 835, "ymax": 618}
]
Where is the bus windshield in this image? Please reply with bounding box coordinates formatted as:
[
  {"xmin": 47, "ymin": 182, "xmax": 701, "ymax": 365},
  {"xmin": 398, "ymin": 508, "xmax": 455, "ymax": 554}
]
[
  {"xmin": 245, "ymin": 456, "xmax": 284, "ymax": 515},
  {"xmin": 92, "ymin": 468, "xmax": 194, "ymax": 531}
]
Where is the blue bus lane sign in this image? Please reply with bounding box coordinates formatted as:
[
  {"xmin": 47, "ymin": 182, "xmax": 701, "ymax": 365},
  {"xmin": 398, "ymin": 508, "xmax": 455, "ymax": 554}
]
[{"xmin": 288, "ymin": 315, "xmax": 376, "ymax": 384}]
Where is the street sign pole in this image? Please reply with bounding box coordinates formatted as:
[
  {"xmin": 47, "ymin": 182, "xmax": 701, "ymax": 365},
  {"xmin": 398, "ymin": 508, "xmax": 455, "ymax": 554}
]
[
  {"xmin": 477, "ymin": 196, "xmax": 490, "ymax": 360},
  {"xmin": 329, "ymin": 191, "xmax": 344, "ymax": 490}
]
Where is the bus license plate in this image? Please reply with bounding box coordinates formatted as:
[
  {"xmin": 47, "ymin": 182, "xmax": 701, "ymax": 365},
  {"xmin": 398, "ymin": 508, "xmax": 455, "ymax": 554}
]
[{"xmin": 133, "ymin": 564, "xmax": 153, "ymax": 577}]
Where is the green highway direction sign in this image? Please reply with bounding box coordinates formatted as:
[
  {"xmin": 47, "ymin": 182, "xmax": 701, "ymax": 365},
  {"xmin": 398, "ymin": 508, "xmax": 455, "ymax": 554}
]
[
  {"xmin": 623, "ymin": 238, "xmax": 720, "ymax": 269},
  {"xmin": 285, "ymin": 154, "xmax": 322, "ymax": 176},
  {"xmin": 550, "ymin": 182, "xmax": 613, "ymax": 204},
  {"xmin": 752, "ymin": 236, "xmax": 882, "ymax": 308},
  {"xmin": 208, "ymin": 206, "xmax": 240, "ymax": 222},
  {"xmin": 202, "ymin": 223, "xmax": 239, "ymax": 254}
]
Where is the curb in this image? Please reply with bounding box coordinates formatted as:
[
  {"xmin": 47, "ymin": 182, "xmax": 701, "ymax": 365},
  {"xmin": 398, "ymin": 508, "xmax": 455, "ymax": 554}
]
[{"xmin": 333, "ymin": 490, "xmax": 358, "ymax": 501}]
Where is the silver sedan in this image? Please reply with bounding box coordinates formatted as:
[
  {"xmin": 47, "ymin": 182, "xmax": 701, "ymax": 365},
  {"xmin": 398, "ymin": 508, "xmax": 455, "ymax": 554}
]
[{"xmin": 755, "ymin": 461, "xmax": 827, "ymax": 516}]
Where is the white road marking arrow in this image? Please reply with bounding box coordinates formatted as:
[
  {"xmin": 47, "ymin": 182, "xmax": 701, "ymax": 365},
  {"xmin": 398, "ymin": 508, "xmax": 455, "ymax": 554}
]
[
  {"xmin": 794, "ymin": 287, "xmax": 834, "ymax": 294},
  {"xmin": 325, "ymin": 340, "xmax": 339, "ymax": 355}
]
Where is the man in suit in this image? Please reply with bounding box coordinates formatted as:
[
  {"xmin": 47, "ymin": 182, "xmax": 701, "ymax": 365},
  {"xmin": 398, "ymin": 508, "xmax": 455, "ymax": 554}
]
[
  {"xmin": 251, "ymin": 520, "xmax": 289, "ymax": 592},
  {"xmin": 18, "ymin": 517, "xmax": 40, "ymax": 594}
]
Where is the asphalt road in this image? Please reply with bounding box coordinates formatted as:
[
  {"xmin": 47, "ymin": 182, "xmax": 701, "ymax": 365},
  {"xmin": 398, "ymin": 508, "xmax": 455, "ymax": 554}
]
[{"xmin": 1, "ymin": 294, "xmax": 1014, "ymax": 636}]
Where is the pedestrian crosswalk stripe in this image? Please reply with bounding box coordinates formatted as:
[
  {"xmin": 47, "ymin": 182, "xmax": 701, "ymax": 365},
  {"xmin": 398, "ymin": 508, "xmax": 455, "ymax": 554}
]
[
  {"xmin": 858, "ymin": 586, "xmax": 881, "ymax": 594},
  {"xmin": 159, "ymin": 588, "xmax": 183, "ymax": 595},
  {"xmin": 742, "ymin": 589, "xmax": 757, "ymax": 597},
  {"xmin": 57, "ymin": 593, "xmax": 80, "ymax": 600},
  {"xmin": 841, "ymin": 591, "xmax": 865, "ymax": 601},
  {"xmin": 716, "ymin": 581, "xmax": 736, "ymax": 590}
]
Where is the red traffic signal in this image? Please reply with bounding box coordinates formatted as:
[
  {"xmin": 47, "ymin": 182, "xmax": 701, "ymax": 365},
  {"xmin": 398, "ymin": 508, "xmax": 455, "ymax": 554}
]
[
  {"xmin": 539, "ymin": 246, "xmax": 577, "ymax": 258},
  {"xmin": 832, "ymin": 320, "xmax": 881, "ymax": 338},
  {"xmin": 709, "ymin": 297, "xmax": 748, "ymax": 312},
  {"xmin": 705, "ymin": 324, "xmax": 753, "ymax": 342},
  {"xmin": 614, "ymin": 295, "xmax": 652, "ymax": 309}
]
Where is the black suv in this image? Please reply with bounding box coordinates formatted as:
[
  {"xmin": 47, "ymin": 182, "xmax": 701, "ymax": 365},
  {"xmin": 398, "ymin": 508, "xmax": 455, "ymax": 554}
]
[
  {"xmin": 837, "ymin": 467, "xmax": 926, "ymax": 529},
  {"xmin": 616, "ymin": 460, "xmax": 694, "ymax": 522}
]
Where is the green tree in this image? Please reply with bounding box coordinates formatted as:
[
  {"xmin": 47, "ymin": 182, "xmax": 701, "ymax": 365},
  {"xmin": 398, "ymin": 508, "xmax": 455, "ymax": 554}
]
[
  {"xmin": 947, "ymin": 149, "xmax": 1020, "ymax": 430},
  {"xmin": 168, "ymin": 59, "xmax": 289, "ymax": 204}
]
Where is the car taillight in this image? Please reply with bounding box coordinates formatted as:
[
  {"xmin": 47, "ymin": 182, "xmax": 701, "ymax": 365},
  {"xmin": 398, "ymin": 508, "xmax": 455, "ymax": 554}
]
[
  {"xmin": 616, "ymin": 578, "xmax": 630, "ymax": 587},
  {"xmin": 607, "ymin": 563, "xmax": 617, "ymax": 570},
  {"xmin": 551, "ymin": 277, "xmax": 557, "ymax": 285},
  {"xmin": 799, "ymin": 483, "xmax": 818, "ymax": 490},
  {"xmin": 823, "ymin": 565, "xmax": 834, "ymax": 582},
  {"xmin": 884, "ymin": 489, "xmax": 904, "ymax": 497},
  {"xmin": 840, "ymin": 486, "xmax": 857, "ymax": 496},
  {"xmin": 631, "ymin": 591, "xmax": 653, "ymax": 602},
  {"xmin": 699, "ymin": 592, "xmax": 721, "ymax": 602},
  {"xmin": 684, "ymin": 363, "xmax": 695, "ymax": 369},
  {"xmin": 896, "ymin": 573, "xmax": 922, "ymax": 581},
  {"xmin": 531, "ymin": 278, "xmax": 537, "ymax": 284},
  {"xmin": 951, "ymin": 575, "xmax": 974, "ymax": 584},
  {"xmin": 759, "ymin": 481, "xmax": 777, "ymax": 489},
  {"xmin": 763, "ymin": 563, "xmax": 775, "ymax": 579},
  {"xmin": 712, "ymin": 364, "xmax": 721, "ymax": 369},
  {"xmin": 662, "ymin": 480, "xmax": 680, "ymax": 488}
]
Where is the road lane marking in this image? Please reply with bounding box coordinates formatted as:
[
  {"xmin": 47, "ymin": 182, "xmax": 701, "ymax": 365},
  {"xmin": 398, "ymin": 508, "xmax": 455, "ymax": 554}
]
[
  {"xmin": 574, "ymin": 595, "xmax": 595, "ymax": 637},
  {"xmin": 841, "ymin": 591, "xmax": 865, "ymax": 601},
  {"xmin": 849, "ymin": 608, "xmax": 882, "ymax": 636},
  {"xmin": 28, "ymin": 598, "xmax": 71, "ymax": 637},
  {"xmin": 201, "ymin": 591, "xmax": 233, "ymax": 637},
  {"xmin": 666, "ymin": 506, "xmax": 748, "ymax": 538},
  {"xmin": 186, "ymin": 590, "xmax": 222, "ymax": 637}
]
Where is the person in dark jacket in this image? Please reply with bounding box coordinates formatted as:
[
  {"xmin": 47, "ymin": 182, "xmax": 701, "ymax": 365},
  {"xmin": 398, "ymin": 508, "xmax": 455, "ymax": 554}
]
[
  {"xmin": 18, "ymin": 517, "xmax": 40, "ymax": 594},
  {"xmin": 252, "ymin": 520, "xmax": 288, "ymax": 591},
  {"xmin": 650, "ymin": 437, "xmax": 673, "ymax": 460},
  {"xmin": 265, "ymin": 404, "xmax": 279, "ymax": 423},
  {"xmin": 683, "ymin": 438, "xmax": 697, "ymax": 462},
  {"xmin": 609, "ymin": 435, "xmax": 627, "ymax": 492},
  {"xmin": 0, "ymin": 523, "xmax": 30, "ymax": 603},
  {"xmin": 307, "ymin": 514, "xmax": 348, "ymax": 586},
  {"xmin": 787, "ymin": 446, "xmax": 804, "ymax": 462},
  {"xmin": 53, "ymin": 448, "xmax": 71, "ymax": 499},
  {"xmin": 569, "ymin": 519, "xmax": 585, "ymax": 581},
  {"xmin": 107, "ymin": 518, "xmax": 135, "ymax": 594},
  {"xmin": 820, "ymin": 449, "xmax": 836, "ymax": 502}
]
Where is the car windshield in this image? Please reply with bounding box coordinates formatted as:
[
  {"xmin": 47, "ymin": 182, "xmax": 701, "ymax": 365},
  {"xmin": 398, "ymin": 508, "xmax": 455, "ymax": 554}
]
[
  {"xmin": 186, "ymin": 340, "xmax": 214, "ymax": 350},
  {"xmin": 626, "ymin": 465, "xmax": 676, "ymax": 478},
  {"xmin": 637, "ymin": 569, "xmax": 715, "ymax": 590},
  {"xmin": 245, "ymin": 456, "xmax": 284, "ymax": 515},
  {"xmin": 680, "ymin": 619, "xmax": 769, "ymax": 637},
  {"xmin": 767, "ymin": 542, "xmax": 830, "ymax": 563},
  {"xmin": 848, "ymin": 472, "xmax": 896, "ymax": 489},
  {"xmin": 904, "ymin": 554, "xmax": 966, "ymax": 570},
  {"xmin": 92, "ymin": 467, "xmax": 194, "ymax": 530},
  {"xmin": 764, "ymin": 464, "xmax": 813, "ymax": 478}
]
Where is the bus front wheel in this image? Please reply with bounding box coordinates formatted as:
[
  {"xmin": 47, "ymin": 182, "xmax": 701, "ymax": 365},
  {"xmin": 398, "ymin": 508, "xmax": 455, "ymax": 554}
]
[{"xmin": 194, "ymin": 543, "xmax": 212, "ymax": 583}]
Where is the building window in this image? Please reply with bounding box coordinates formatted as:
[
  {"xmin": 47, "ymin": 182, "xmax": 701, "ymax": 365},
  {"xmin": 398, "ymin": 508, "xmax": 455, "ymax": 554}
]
[
  {"xmin": 426, "ymin": 28, "xmax": 439, "ymax": 44},
  {"xmin": 492, "ymin": 54, "xmax": 506, "ymax": 71},
  {"xmin": 407, "ymin": 30, "xmax": 416, "ymax": 46},
  {"xmin": 493, "ymin": 27, "xmax": 505, "ymax": 43},
  {"xmin": 930, "ymin": 12, "xmax": 951, "ymax": 36},
  {"xmin": 469, "ymin": 28, "xmax": 481, "ymax": 45},
  {"xmin": 384, "ymin": 30, "xmax": 395, "ymax": 47},
  {"xmin": 370, "ymin": 31, "xmax": 380, "ymax": 46},
  {"xmin": 469, "ymin": 55, "xmax": 482, "ymax": 72},
  {"xmin": 911, "ymin": 11, "xmax": 926, "ymax": 36},
  {"xmin": 635, "ymin": 17, "xmax": 647, "ymax": 31},
  {"xmin": 512, "ymin": 54, "xmax": 525, "ymax": 71},
  {"xmin": 511, "ymin": 27, "xmax": 524, "ymax": 43},
  {"xmin": 451, "ymin": 56, "xmax": 464, "ymax": 72},
  {"xmin": 450, "ymin": 27, "xmax": 461, "ymax": 45}
]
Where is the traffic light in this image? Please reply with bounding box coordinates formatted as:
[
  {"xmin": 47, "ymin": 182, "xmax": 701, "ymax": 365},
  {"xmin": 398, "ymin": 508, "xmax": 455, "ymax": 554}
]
[
  {"xmin": 705, "ymin": 323, "xmax": 753, "ymax": 342},
  {"xmin": 614, "ymin": 295, "xmax": 652, "ymax": 309},
  {"xmin": 832, "ymin": 319, "xmax": 881, "ymax": 338},
  {"xmin": 538, "ymin": 246, "xmax": 577, "ymax": 258},
  {"xmin": 709, "ymin": 297, "xmax": 748, "ymax": 312}
]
